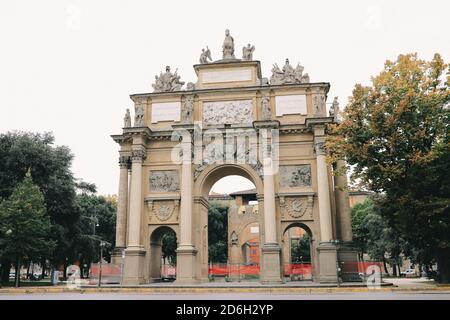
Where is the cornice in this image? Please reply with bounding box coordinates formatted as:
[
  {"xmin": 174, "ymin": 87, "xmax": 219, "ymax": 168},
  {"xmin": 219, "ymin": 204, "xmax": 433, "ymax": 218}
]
[{"xmin": 129, "ymin": 82, "xmax": 330, "ymax": 100}]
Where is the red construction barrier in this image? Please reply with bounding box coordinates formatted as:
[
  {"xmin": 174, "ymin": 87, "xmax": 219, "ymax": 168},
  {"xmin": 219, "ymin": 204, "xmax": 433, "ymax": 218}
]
[
  {"xmin": 208, "ymin": 264, "xmax": 260, "ymax": 276},
  {"xmin": 161, "ymin": 264, "xmax": 176, "ymax": 277},
  {"xmin": 89, "ymin": 263, "xmax": 122, "ymax": 284},
  {"xmin": 339, "ymin": 261, "xmax": 383, "ymax": 274},
  {"xmin": 284, "ymin": 263, "xmax": 312, "ymax": 276}
]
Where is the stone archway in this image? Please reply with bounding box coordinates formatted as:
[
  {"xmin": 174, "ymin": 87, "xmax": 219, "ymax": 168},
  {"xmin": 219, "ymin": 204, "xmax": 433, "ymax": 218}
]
[
  {"xmin": 282, "ymin": 222, "xmax": 315, "ymax": 281},
  {"xmin": 148, "ymin": 225, "xmax": 177, "ymax": 282},
  {"xmin": 111, "ymin": 33, "xmax": 359, "ymax": 285},
  {"xmin": 191, "ymin": 164, "xmax": 266, "ymax": 281}
]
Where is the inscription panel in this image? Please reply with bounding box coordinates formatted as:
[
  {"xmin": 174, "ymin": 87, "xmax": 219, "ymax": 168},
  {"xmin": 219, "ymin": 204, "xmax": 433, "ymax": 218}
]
[
  {"xmin": 151, "ymin": 102, "xmax": 181, "ymax": 123},
  {"xmin": 279, "ymin": 165, "xmax": 312, "ymax": 188},
  {"xmin": 202, "ymin": 68, "xmax": 252, "ymax": 83},
  {"xmin": 203, "ymin": 100, "xmax": 253, "ymax": 125},
  {"xmin": 275, "ymin": 95, "xmax": 307, "ymax": 116},
  {"xmin": 149, "ymin": 170, "xmax": 180, "ymax": 192}
]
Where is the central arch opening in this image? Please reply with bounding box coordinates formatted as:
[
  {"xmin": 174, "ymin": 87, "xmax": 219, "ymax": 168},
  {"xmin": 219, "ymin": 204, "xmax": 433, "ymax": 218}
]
[
  {"xmin": 282, "ymin": 224, "xmax": 313, "ymax": 281},
  {"xmin": 206, "ymin": 173, "xmax": 261, "ymax": 282},
  {"xmin": 149, "ymin": 226, "xmax": 177, "ymax": 282}
]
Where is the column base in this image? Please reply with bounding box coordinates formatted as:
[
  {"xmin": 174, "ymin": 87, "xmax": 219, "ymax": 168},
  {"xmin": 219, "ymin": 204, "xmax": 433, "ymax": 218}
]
[
  {"xmin": 338, "ymin": 242, "xmax": 362, "ymax": 282},
  {"xmin": 110, "ymin": 247, "xmax": 125, "ymax": 265},
  {"xmin": 260, "ymin": 243, "xmax": 283, "ymax": 284},
  {"xmin": 317, "ymin": 242, "xmax": 338, "ymax": 284},
  {"xmin": 122, "ymin": 246, "xmax": 146, "ymax": 286},
  {"xmin": 175, "ymin": 245, "xmax": 198, "ymax": 284}
]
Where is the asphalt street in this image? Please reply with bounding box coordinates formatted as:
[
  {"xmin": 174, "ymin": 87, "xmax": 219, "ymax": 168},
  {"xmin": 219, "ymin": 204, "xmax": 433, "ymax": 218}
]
[{"xmin": 0, "ymin": 292, "xmax": 450, "ymax": 300}]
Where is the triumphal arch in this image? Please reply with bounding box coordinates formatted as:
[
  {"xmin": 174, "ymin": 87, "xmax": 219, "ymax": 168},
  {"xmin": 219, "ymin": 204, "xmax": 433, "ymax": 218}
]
[{"xmin": 111, "ymin": 30, "xmax": 357, "ymax": 285}]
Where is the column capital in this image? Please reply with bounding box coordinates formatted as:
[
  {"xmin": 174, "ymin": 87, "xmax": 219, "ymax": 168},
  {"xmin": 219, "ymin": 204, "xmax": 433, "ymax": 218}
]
[
  {"xmin": 131, "ymin": 148, "xmax": 147, "ymax": 162},
  {"xmin": 119, "ymin": 155, "xmax": 130, "ymax": 169}
]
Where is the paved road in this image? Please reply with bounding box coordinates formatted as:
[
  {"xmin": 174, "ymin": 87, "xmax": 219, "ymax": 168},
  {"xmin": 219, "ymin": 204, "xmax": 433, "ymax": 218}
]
[{"xmin": 1, "ymin": 292, "xmax": 450, "ymax": 300}]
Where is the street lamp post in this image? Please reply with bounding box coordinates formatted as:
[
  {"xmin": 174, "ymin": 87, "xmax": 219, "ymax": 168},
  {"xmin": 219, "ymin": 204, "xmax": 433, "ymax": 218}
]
[
  {"xmin": 331, "ymin": 239, "xmax": 341, "ymax": 287},
  {"xmin": 98, "ymin": 241, "xmax": 105, "ymax": 288}
]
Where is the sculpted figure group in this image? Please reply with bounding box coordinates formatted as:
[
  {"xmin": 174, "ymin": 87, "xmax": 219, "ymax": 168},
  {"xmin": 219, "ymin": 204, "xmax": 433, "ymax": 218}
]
[
  {"xmin": 270, "ymin": 58, "xmax": 310, "ymax": 85},
  {"xmin": 152, "ymin": 66, "xmax": 185, "ymax": 92}
]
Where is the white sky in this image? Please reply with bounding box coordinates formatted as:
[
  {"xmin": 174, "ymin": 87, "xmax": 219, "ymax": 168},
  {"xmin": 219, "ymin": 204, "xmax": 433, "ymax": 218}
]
[{"xmin": 1, "ymin": 0, "xmax": 449, "ymax": 195}]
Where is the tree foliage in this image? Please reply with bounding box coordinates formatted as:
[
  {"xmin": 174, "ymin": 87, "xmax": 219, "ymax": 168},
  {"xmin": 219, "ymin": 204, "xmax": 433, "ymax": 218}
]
[
  {"xmin": 0, "ymin": 172, "xmax": 55, "ymax": 286},
  {"xmin": 162, "ymin": 231, "xmax": 177, "ymax": 265},
  {"xmin": 328, "ymin": 53, "xmax": 450, "ymax": 282},
  {"xmin": 0, "ymin": 131, "xmax": 79, "ymax": 269},
  {"xmin": 352, "ymin": 198, "xmax": 404, "ymax": 273},
  {"xmin": 208, "ymin": 201, "xmax": 228, "ymax": 263},
  {"xmin": 74, "ymin": 192, "xmax": 117, "ymax": 274},
  {"xmin": 290, "ymin": 233, "xmax": 311, "ymax": 263}
]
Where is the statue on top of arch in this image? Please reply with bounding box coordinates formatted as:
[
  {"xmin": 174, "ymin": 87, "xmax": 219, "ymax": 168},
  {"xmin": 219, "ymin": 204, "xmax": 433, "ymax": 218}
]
[
  {"xmin": 152, "ymin": 66, "xmax": 185, "ymax": 92},
  {"xmin": 270, "ymin": 58, "xmax": 310, "ymax": 85}
]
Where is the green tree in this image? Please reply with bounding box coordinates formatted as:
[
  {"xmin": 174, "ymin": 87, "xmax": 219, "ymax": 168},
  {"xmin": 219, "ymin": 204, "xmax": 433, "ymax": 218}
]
[
  {"xmin": 351, "ymin": 200, "xmax": 371, "ymax": 261},
  {"xmin": 328, "ymin": 53, "xmax": 450, "ymax": 281},
  {"xmin": 208, "ymin": 201, "xmax": 228, "ymax": 263},
  {"xmin": 0, "ymin": 132, "xmax": 79, "ymax": 281},
  {"xmin": 291, "ymin": 233, "xmax": 311, "ymax": 263},
  {"xmin": 74, "ymin": 191, "xmax": 116, "ymax": 277},
  {"xmin": 162, "ymin": 232, "xmax": 177, "ymax": 265},
  {"xmin": 0, "ymin": 171, "xmax": 55, "ymax": 287},
  {"xmin": 352, "ymin": 198, "xmax": 405, "ymax": 275}
]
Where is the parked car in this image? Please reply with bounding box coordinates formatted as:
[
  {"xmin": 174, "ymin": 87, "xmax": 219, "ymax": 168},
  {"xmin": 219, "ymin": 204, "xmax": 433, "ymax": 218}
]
[{"xmin": 400, "ymin": 269, "xmax": 416, "ymax": 277}]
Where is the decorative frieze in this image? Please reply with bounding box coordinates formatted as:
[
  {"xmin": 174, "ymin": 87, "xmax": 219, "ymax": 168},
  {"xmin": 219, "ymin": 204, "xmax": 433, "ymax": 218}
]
[
  {"xmin": 149, "ymin": 170, "xmax": 180, "ymax": 192},
  {"xmin": 279, "ymin": 165, "xmax": 312, "ymax": 188},
  {"xmin": 202, "ymin": 100, "xmax": 253, "ymax": 125}
]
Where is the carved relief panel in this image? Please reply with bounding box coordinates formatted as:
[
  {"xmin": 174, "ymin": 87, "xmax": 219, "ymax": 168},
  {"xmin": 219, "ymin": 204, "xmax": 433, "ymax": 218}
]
[
  {"xmin": 202, "ymin": 100, "xmax": 253, "ymax": 125},
  {"xmin": 149, "ymin": 170, "xmax": 180, "ymax": 192},
  {"xmin": 279, "ymin": 165, "xmax": 312, "ymax": 188}
]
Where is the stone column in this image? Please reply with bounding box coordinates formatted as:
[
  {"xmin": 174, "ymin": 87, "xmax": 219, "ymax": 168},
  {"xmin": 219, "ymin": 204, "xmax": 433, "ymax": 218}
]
[
  {"xmin": 314, "ymin": 126, "xmax": 338, "ymax": 283},
  {"xmin": 334, "ymin": 159, "xmax": 352, "ymax": 242},
  {"xmin": 176, "ymin": 138, "xmax": 197, "ymax": 283},
  {"xmin": 263, "ymin": 158, "xmax": 277, "ymax": 244},
  {"xmin": 111, "ymin": 155, "xmax": 129, "ymax": 265},
  {"xmin": 116, "ymin": 155, "xmax": 129, "ymax": 247},
  {"xmin": 127, "ymin": 148, "xmax": 146, "ymax": 248},
  {"xmin": 123, "ymin": 147, "xmax": 146, "ymax": 285},
  {"xmin": 334, "ymin": 159, "xmax": 361, "ymax": 282},
  {"xmin": 258, "ymin": 124, "xmax": 282, "ymax": 284},
  {"xmin": 315, "ymin": 136, "xmax": 333, "ymax": 243}
]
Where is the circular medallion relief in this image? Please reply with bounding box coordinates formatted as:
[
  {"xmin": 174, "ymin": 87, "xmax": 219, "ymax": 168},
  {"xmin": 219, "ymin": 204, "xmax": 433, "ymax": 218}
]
[
  {"xmin": 289, "ymin": 199, "xmax": 307, "ymax": 218},
  {"xmin": 156, "ymin": 203, "xmax": 174, "ymax": 221}
]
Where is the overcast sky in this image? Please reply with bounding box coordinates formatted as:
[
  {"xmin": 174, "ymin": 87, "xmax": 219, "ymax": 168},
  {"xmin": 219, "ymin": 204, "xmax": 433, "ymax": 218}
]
[{"xmin": 1, "ymin": 0, "xmax": 449, "ymax": 195}]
